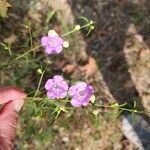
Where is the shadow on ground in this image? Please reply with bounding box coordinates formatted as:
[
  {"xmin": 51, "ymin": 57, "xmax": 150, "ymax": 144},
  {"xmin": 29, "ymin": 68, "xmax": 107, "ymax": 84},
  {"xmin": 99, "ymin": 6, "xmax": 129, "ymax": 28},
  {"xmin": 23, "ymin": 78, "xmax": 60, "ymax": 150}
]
[
  {"xmin": 68, "ymin": 0, "xmax": 150, "ymax": 111},
  {"xmin": 68, "ymin": 0, "xmax": 150, "ymax": 149}
]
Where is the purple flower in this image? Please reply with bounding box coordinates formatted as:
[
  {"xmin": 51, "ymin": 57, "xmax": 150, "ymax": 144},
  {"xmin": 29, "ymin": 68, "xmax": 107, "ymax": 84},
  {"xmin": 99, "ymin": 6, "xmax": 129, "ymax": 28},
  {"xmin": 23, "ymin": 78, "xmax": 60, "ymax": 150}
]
[
  {"xmin": 68, "ymin": 82, "xmax": 94, "ymax": 107},
  {"xmin": 45, "ymin": 75, "xmax": 68, "ymax": 99},
  {"xmin": 41, "ymin": 33, "xmax": 64, "ymax": 54}
]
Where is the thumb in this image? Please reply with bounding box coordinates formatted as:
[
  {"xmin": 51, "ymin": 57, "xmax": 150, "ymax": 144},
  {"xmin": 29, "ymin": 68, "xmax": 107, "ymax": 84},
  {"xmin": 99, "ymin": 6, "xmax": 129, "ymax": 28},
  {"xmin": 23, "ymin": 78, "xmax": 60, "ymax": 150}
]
[
  {"xmin": 0, "ymin": 87, "xmax": 26, "ymax": 150},
  {"xmin": 0, "ymin": 101, "xmax": 18, "ymax": 150}
]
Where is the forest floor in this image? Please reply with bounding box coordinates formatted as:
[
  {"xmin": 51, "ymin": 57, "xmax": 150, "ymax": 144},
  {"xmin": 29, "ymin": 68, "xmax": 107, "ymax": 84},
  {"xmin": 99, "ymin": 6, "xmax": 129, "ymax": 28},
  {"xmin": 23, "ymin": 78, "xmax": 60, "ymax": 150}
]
[{"xmin": 1, "ymin": 0, "xmax": 150, "ymax": 149}]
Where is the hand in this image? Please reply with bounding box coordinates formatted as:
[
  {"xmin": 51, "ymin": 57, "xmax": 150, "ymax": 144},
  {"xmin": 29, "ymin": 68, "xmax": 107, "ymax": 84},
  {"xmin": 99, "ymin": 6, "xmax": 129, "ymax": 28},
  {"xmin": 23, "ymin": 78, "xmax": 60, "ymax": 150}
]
[{"xmin": 0, "ymin": 87, "xmax": 26, "ymax": 150}]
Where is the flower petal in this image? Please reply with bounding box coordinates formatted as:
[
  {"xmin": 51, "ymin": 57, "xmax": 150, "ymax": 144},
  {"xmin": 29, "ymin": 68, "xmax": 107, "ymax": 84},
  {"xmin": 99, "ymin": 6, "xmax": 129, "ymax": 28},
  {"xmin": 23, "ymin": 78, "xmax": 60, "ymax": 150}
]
[
  {"xmin": 82, "ymin": 99, "xmax": 90, "ymax": 106},
  {"xmin": 54, "ymin": 45, "xmax": 63, "ymax": 54},
  {"xmin": 47, "ymin": 91, "xmax": 56, "ymax": 99},
  {"xmin": 68, "ymin": 85, "xmax": 77, "ymax": 96},
  {"xmin": 89, "ymin": 85, "xmax": 94, "ymax": 93},
  {"xmin": 76, "ymin": 82, "xmax": 87, "ymax": 91},
  {"xmin": 56, "ymin": 37, "xmax": 64, "ymax": 44},
  {"xmin": 45, "ymin": 79, "xmax": 53, "ymax": 90},
  {"xmin": 59, "ymin": 91, "xmax": 67, "ymax": 99},
  {"xmin": 71, "ymin": 98, "xmax": 82, "ymax": 107},
  {"xmin": 41, "ymin": 36, "xmax": 49, "ymax": 46},
  {"xmin": 45, "ymin": 46, "xmax": 53, "ymax": 54},
  {"xmin": 62, "ymin": 81, "xmax": 68, "ymax": 91},
  {"xmin": 53, "ymin": 75, "xmax": 64, "ymax": 83}
]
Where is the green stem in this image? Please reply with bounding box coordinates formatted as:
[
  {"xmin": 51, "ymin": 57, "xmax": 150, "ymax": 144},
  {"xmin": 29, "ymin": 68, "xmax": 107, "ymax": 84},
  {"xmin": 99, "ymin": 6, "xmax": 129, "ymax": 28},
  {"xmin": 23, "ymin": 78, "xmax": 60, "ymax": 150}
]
[
  {"xmin": 28, "ymin": 23, "xmax": 34, "ymax": 57},
  {"xmin": 95, "ymin": 104, "xmax": 144, "ymax": 114},
  {"xmin": 62, "ymin": 23, "xmax": 94, "ymax": 37},
  {"xmin": 16, "ymin": 45, "xmax": 41, "ymax": 60},
  {"xmin": 34, "ymin": 67, "xmax": 47, "ymax": 98},
  {"xmin": 8, "ymin": 43, "xmax": 12, "ymax": 56}
]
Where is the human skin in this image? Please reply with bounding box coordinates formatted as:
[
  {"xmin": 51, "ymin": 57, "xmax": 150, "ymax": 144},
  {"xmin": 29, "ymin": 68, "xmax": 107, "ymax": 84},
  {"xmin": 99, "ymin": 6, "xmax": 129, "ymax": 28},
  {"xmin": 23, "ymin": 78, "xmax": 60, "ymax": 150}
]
[{"xmin": 0, "ymin": 87, "xmax": 26, "ymax": 150}]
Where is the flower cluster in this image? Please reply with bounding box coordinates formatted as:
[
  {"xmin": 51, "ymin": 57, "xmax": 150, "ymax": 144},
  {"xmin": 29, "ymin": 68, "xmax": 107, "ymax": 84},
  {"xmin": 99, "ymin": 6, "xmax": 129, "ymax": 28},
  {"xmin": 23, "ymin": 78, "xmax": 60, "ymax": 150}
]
[
  {"xmin": 42, "ymin": 30, "xmax": 94, "ymax": 107},
  {"xmin": 45, "ymin": 75, "xmax": 94, "ymax": 107}
]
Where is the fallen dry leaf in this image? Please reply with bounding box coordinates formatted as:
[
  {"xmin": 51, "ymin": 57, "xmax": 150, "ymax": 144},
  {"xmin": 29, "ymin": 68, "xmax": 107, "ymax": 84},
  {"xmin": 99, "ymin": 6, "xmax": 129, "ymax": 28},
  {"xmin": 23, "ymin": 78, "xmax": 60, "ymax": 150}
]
[
  {"xmin": 63, "ymin": 64, "xmax": 76, "ymax": 74},
  {"xmin": 79, "ymin": 57, "xmax": 97, "ymax": 78},
  {"xmin": 0, "ymin": 0, "xmax": 11, "ymax": 17}
]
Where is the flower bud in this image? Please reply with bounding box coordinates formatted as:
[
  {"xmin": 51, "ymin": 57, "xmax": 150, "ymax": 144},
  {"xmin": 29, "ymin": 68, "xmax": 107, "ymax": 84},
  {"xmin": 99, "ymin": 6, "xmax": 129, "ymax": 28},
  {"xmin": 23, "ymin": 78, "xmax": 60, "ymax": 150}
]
[
  {"xmin": 74, "ymin": 25, "xmax": 81, "ymax": 31},
  {"xmin": 63, "ymin": 41, "xmax": 69, "ymax": 48},
  {"xmin": 37, "ymin": 69, "xmax": 43, "ymax": 74},
  {"xmin": 90, "ymin": 95, "xmax": 96, "ymax": 103},
  {"xmin": 48, "ymin": 30, "xmax": 59, "ymax": 37}
]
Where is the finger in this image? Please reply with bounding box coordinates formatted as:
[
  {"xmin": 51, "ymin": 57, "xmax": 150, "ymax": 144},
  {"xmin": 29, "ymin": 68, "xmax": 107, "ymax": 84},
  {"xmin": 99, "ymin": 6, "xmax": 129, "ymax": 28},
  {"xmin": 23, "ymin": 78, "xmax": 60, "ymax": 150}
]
[
  {"xmin": 0, "ymin": 87, "xmax": 27, "ymax": 104},
  {"xmin": 0, "ymin": 101, "xmax": 18, "ymax": 150},
  {"xmin": 0, "ymin": 87, "xmax": 27, "ymax": 149}
]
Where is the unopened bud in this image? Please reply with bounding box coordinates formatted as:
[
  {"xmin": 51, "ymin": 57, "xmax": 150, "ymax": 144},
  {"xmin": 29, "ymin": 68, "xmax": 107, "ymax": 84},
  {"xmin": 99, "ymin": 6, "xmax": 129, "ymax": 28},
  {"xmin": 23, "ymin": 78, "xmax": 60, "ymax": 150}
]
[
  {"xmin": 37, "ymin": 69, "xmax": 43, "ymax": 74},
  {"xmin": 111, "ymin": 103, "xmax": 119, "ymax": 108},
  {"xmin": 90, "ymin": 95, "xmax": 96, "ymax": 103},
  {"xmin": 93, "ymin": 109, "xmax": 99, "ymax": 116},
  {"xmin": 48, "ymin": 30, "xmax": 59, "ymax": 37},
  {"xmin": 74, "ymin": 25, "xmax": 81, "ymax": 31},
  {"xmin": 63, "ymin": 41, "xmax": 69, "ymax": 48}
]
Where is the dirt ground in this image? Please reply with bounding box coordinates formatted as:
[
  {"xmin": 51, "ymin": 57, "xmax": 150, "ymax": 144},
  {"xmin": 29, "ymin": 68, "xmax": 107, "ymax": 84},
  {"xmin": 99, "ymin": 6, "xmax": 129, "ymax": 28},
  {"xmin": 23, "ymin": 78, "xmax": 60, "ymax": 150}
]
[{"xmin": 0, "ymin": 0, "xmax": 150, "ymax": 149}]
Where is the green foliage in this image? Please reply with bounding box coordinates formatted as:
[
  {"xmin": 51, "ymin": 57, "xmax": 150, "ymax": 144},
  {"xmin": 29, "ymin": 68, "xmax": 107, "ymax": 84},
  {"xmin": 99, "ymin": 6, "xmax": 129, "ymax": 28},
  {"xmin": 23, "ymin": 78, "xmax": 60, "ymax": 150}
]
[{"xmin": 0, "ymin": 10, "xmax": 146, "ymax": 149}]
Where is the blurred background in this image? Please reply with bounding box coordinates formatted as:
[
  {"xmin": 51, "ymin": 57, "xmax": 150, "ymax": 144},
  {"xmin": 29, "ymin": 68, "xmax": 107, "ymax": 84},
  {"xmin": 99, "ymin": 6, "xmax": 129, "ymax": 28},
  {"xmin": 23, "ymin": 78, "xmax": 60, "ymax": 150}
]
[{"xmin": 0, "ymin": 0, "xmax": 150, "ymax": 149}]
